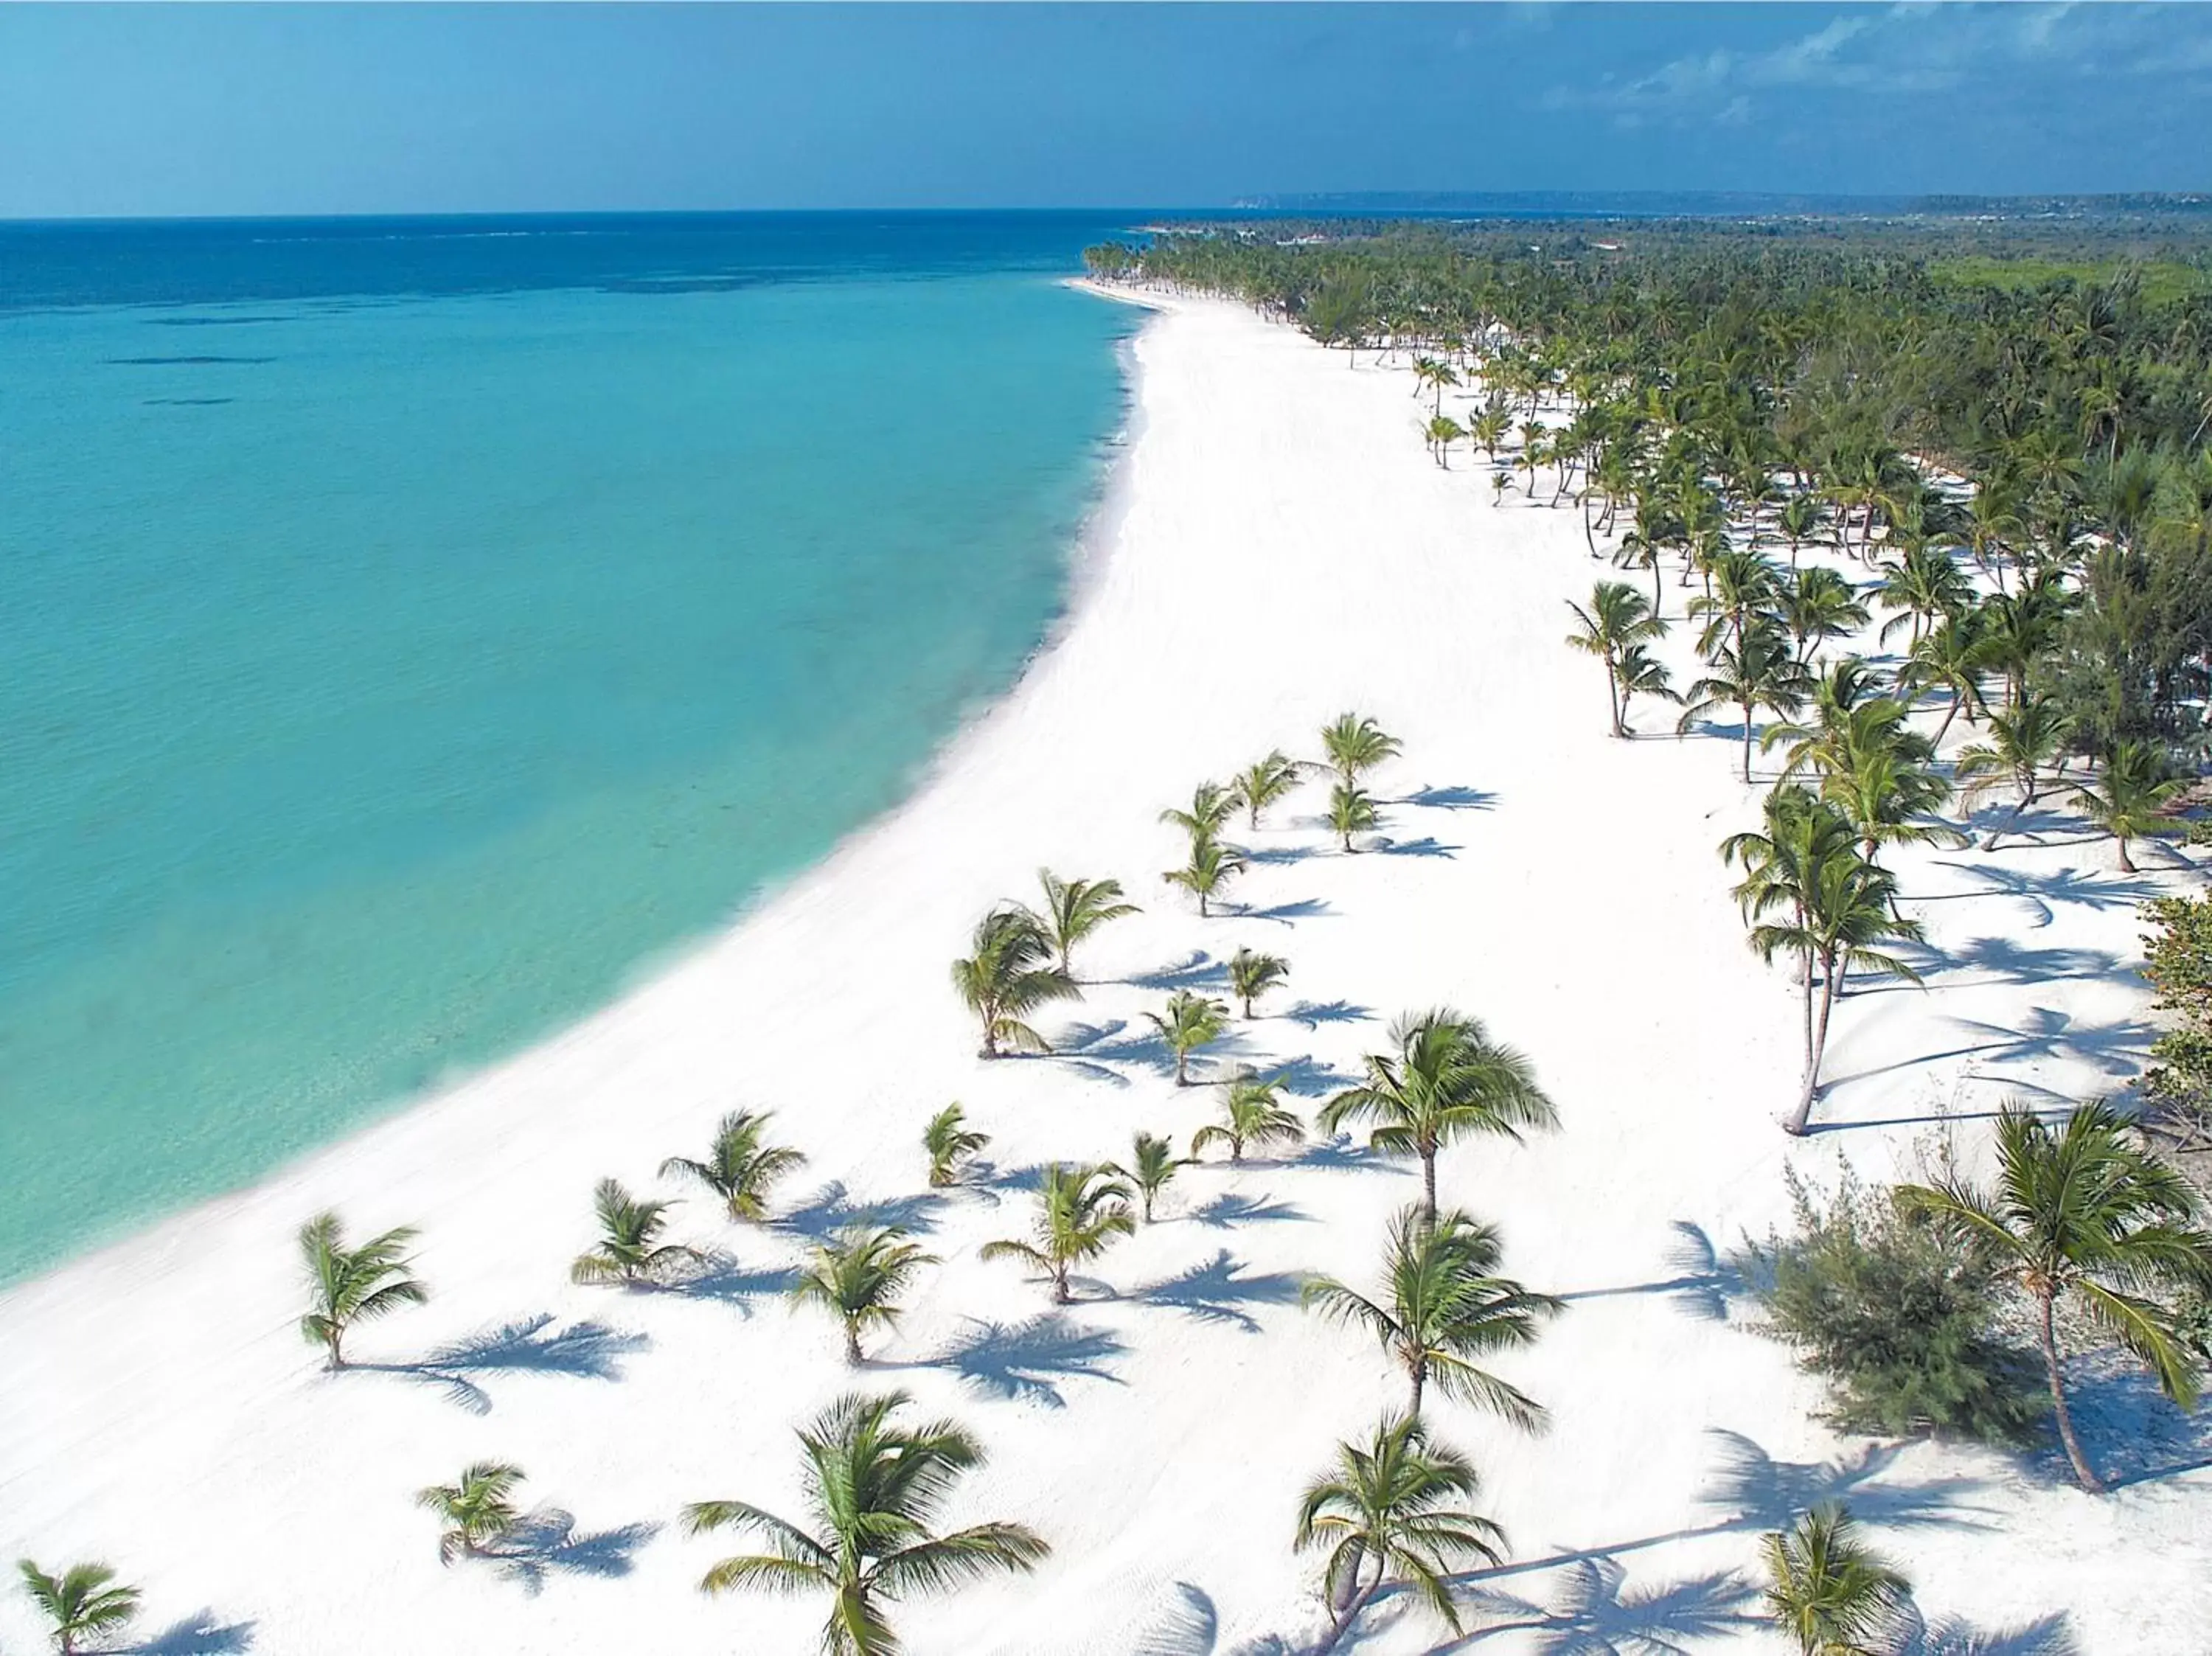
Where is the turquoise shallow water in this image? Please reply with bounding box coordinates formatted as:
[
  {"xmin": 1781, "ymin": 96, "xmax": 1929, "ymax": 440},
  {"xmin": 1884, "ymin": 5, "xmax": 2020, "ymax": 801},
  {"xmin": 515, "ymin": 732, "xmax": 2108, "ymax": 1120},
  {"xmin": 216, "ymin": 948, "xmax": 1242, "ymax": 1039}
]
[{"xmin": 0, "ymin": 220, "xmax": 1137, "ymax": 1281}]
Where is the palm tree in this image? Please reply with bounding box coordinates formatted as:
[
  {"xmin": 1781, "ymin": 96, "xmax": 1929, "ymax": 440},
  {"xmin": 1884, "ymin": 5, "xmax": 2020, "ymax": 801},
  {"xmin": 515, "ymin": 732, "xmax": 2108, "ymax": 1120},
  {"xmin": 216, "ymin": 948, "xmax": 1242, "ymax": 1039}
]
[
  {"xmin": 1231, "ymin": 751, "xmax": 1303, "ymax": 829},
  {"xmin": 417, "ymin": 1462, "xmax": 526, "ymax": 1565},
  {"xmin": 1301, "ymin": 1204, "xmax": 1559, "ymax": 1420},
  {"xmin": 1957, "ymin": 692, "xmax": 2074, "ymax": 850},
  {"xmin": 1425, "ymin": 414, "xmax": 1466, "ymax": 469},
  {"xmin": 1899, "ymin": 1102, "xmax": 2212, "ymax": 1492},
  {"xmin": 980, "ymin": 1163, "xmax": 1135, "ymax": 1304},
  {"xmin": 1328, "ymin": 782, "xmax": 1380, "ymax": 853},
  {"xmin": 684, "ymin": 1391, "xmax": 1048, "ymax": 1656},
  {"xmin": 2073, "ymin": 740, "xmax": 2188, "ymax": 873},
  {"xmin": 1109, "ymin": 1130, "xmax": 1187, "ymax": 1222},
  {"xmin": 1472, "ymin": 406, "xmax": 1512, "ymax": 463},
  {"xmin": 1899, "ymin": 607, "xmax": 1991, "ymax": 745},
  {"xmin": 15, "ymin": 1561, "xmax": 140, "ymax": 1655},
  {"xmin": 950, "ymin": 906, "xmax": 1077, "ymax": 1058},
  {"xmin": 1777, "ymin": 566, "xmax": 1870, "ymax": 665},
  {"xmin": 1319, "ymin": 712, "xmax": 1402, "ymax": 789},
  {"xmin": 1412, "ymin": 355, "xmax": 1461, "ymax": 414},
  {"xmin": 1030, "ymin": 869, "xmax": 1138, "ymax": 978},
  {"xmin": 1731, "ymin": 808, "xmax": 1924, "ymax": 1135},
  {"xmin": 1874, "ymin": 543, "xmax": 1972, "ymax": 650},
  {"xmin": 1162, "ymin": 834, "xmax": 1247, "ymax": 916},
  {"xmin": 1680, "ymin": 619, "xmax": 1813, "ymax": 784},
  {"xmin": 570, "ymin": 1177, "xmax": 700, "ymax": 1287},
  {"xmin": 1160, "ymin": 781, "xmax": 1236, "ymax": 843},
  {"xmin": 1228, "ymin": 945, "xmax": 1290, "ymax": 1019},
  {"xmin": 1321, "ymin": 1009, "xmax": 1557, "ymax": 1217},
  {"xmin": 296, "ymin": 1211, "xmax": 428, "ymax": 1371},
  {"xmin": 1192, "ymin": 1073, "xmax": 1306, "ymax": 1164},
  {"xmin": 922, "ymin": 1103, "xmax": 990, "ymax": 1189},
  {"xmin": 1776, "ymin": 493, "xmax": 1828, "ymax": 568},
  {"xmin": 1146, "ymin": 989, "xmax": 1227, "ymax": 1085},
  {"xmin": 1759, "ymin": 1503, "xmax": 1912, "ymax": 1655},
  {"xmin": 1294, "ymin": 1413, "xmax": 1506, "ymax": 1652},
  {"xmin": 1565, "ymin": 580, "xmax": 1667, "ymax": 738},
  {"xmin": 660, "ymin": 1110, "xmax": 808, "ymax": 1224},
  {"xmin": 1613, "ymin": 642, "xmax": 1680, "ymax": 731},
  {"xmin": 791, "ymin": 1224, "xmax": 937, "ymax": 1365}
]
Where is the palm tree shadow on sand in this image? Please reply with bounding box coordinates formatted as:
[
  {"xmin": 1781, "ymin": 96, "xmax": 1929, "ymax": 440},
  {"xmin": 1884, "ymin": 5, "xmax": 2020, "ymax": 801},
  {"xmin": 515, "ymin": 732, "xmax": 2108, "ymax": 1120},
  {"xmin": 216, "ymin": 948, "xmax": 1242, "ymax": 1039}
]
[
  {"xmin": 122, "ymin": 1612, "xmax": 258, "ymax": 1655},
  {"xmin": 773, "ymin": 1180, "xmax": 947, "ymax": 1239},
  {"xmin": 1127, "ymin": 1249, "xmax": 1305, "ymax": 1334},
  {"xmin": 904, "ymin": 1312, "xmax": 1128, "ymax": 1409},
  {"xmin": 481, "ymin": 1510, "xmax": 659, "ymax": 1596},
  {"xmin": 1441, "ymin": 1555, "xmax": 1762, "ymax": 1652},
  {"xmin": 1556, "ymin": 1221, "xmax": 1746, "ymax": 1323},
  {"xmin": 358, "ymin": 1312, "xmax": 650, "ymax": 1414}
]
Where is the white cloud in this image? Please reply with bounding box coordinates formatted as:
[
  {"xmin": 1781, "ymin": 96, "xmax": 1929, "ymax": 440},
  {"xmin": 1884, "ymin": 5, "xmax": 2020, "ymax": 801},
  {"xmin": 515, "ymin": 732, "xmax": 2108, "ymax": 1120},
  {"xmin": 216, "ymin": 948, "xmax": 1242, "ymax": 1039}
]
[{"xmin": 1543, "ymin": 2, "xmax": 2212, "ymax": 131}]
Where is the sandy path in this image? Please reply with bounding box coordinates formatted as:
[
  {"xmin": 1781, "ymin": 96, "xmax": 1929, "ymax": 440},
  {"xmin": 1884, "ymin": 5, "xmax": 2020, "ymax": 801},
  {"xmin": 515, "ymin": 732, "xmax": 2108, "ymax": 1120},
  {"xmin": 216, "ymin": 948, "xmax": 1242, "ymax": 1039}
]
[{"xmin": 0, "ymin": 293, "xmax": 2201, "ymax": 1655}]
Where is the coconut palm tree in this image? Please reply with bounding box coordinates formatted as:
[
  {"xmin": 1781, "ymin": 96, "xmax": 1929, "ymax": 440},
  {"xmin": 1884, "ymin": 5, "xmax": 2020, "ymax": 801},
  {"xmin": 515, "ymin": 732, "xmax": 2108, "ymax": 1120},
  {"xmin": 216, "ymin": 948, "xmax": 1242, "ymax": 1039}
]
[
  {"xmin": 1228, "ymin": 945, "xmax": 1290, "ymax": 1019},
  {"xmin": 922, "ymin": 1103, "xmax": 990, "ymax": 1189},
  {"xmin": 950, "ymin": 906, "xmax": 1077, "ymax": 1058},
  {"xmin": 1030, "ymin": 869, "xmax": 1139, "ymax": 978},
  {"xmin": 1899, "ymin": 1102, "xmax": 2212, "ymax": 1492},
  {"xmin": 1328, "ymin": 782, "xmax": 1381, "ymax": 852},
  {"xmin": 660, "ymin": 1110, "xmax": 808, "ymax": 1225},
  {"xmin": 1108, "ymin": 1130, "xmax": 1187, "ymax": 1222},
  {"xmin": 1680, "ymin": 619, "xmax": 1813, "ymax": 784},
  {"xmin": 1565, "ymin": 580, "xmax": 1667, "ymax": 738},
  {"xmin": 1301, "ymin": 1204, "xmax": 1559, "ymax": 1420},
  {"xmin": 1294, "ymin": 1413, "xmax": 1507, "ymax": 1653},
  {"xmin": 2072, "ymin": 740, "xmax": 2189, "ymax": 873},
  {"xmin": 1192, "ymin": 1073, "xmax": 1306, "ymax": 1164},
  {"xmin": 1472, "ymin": 406, "xmax": 1512, "ymax": 464},
  {"xmin": 1733, "ymin": 812, "xmax": 1924, "ymax": 1134},
  {"xmin": 570, "ymin": 1177, "xmax": 700, "ymax": 1287},
  {"xmin": 1613, "ymin": 643, "xmax": 1680, "ymax": 731},
  {"xmin": 1319, "ymin": 713, "xmax": 1402, "ymax": 790},
  {"xmin": 1426, "ymin": 414, "xmax": 1466, "ymax": 468},
  {"xmin": 980, "ymin": 1163, "xmax": 1135, "ymax": 1304},
  {"xmin": 1412, "ymin": 355, "xmax": 1461, "ymax": 414},
  {"xmin": 15, "ymin": 1561, "xmax": 140, "ymax": 1655},
  {"xmin": 1162, "ymin": 835, "xmax": 1247, "ymax": 917},
  {"xmin": 1160, "ymin": 781, "xmax": 1236, "ymax": 843},
  {"xmin": 1874, "ymin": 543, "xmax": 1973, "ymax": 650},
  {"xmin": 1776, "ymin": 493, "xmax": 1828, "ymax": 568},
  {"xmin": 417, "ymin": 1463, "xmax": 527, "ymax": 1566},
  {"xmin": 684, "ymin": 1391, "xmax": 1047, "ymax": 1656},
  {"xmin": 1777, "ymin": 566, "xmax": 1870, "ymax": 665},
  {"xmin": 1957, "ymin": 692, "xmax": 2075, "ymax": 850},
  {"xmin": 791, "ymin": 1224, "xmax": 938, "ymax": 1365},
  {"xmin": 1899, "ymin": 607, "xmax": 1992, "ymax": 745},
  {"xmin": 1321, "ymin": 1009, "xmax": 1557, "ymax": 1218},
  {"xmin": 1147, "ymin": 989, "xmax": 1227, "ymax": 1085},
  {"xmin": 1759, "ymin": 1503, "xmax": 1912, "ymax": 1655},
  {"xmin": 296, "ymin": 1210, "xmax": 428, "ymax": 1371},
  {"xmin": 1231, "ymin": 751, "xmax": 1303, "ymax": 829}
]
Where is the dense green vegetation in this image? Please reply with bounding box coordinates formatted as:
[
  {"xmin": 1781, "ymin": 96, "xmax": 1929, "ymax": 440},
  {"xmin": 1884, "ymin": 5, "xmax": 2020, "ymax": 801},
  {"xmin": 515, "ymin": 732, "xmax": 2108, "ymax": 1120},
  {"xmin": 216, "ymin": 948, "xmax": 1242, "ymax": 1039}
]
[
  {"xmin": 1090, "ymin": 220, "xmax": 2212, "ymax": 765},
  {"xmin": 1747, "ymin": 1170, "xmax": 2042, "ymax": 1444}
]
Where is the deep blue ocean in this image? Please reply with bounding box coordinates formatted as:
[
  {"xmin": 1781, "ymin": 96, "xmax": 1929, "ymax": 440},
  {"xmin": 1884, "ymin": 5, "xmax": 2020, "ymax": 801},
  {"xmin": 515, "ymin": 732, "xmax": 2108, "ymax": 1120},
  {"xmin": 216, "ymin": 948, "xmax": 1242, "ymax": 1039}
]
[{"xmin": 0, "ymin": 212, "xmax": 1143, "ymax": 1281}]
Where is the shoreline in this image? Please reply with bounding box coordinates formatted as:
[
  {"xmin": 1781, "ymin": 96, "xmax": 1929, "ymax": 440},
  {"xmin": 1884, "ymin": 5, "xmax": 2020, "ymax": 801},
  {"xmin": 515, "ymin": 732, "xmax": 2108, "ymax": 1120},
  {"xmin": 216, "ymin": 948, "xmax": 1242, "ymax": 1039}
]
[{"xmin": 3, "ymin": 292, "xmax": 2202, "ymax": 1653}]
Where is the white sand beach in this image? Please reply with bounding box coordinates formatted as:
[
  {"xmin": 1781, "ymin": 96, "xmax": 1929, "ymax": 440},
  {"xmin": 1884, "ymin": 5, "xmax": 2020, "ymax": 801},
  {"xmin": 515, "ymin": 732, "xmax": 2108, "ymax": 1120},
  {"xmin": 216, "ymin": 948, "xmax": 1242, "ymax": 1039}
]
[{"xmin": 1, "ymin": 291, "xmax": 2204, "ymax": 1654}]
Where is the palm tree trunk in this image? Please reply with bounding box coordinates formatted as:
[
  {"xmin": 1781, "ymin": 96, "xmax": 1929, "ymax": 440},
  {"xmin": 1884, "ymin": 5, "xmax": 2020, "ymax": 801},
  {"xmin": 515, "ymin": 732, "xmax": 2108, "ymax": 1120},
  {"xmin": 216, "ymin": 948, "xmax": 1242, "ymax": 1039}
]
[
  {"xmin": 1053, "ymin": 1262, "xmax": 1071, "ymax": 1306},
  {"xmin": 2116, "ymin": 832, "xmax": 2137, "ymax": 875},
  {"xmin": 1410, "ymin": 1355, "xmax": 1427, "ymax": 1416},
  {"xmin": 844, "ymin": 1324, "xmax": 863, "ymax": 1365},
  {"xmin": 1421, "ymin": 1151, "xmax": 1439, "ymax": 1220},
  {"xmin": 1789, "ymin": 948, "xmax": 1842, "ymax": 1135},
  {"xmin": 1741, "ymin": 700, "xmax": 1756, "ymax": 783},
  {"xmin": 1318, "ymin": 1562, "xmax": 1386, "ymax": 1655},
  {"xmin": 2039, "ymin": 1287, "xmax": 2104, "ymax": 1492}
]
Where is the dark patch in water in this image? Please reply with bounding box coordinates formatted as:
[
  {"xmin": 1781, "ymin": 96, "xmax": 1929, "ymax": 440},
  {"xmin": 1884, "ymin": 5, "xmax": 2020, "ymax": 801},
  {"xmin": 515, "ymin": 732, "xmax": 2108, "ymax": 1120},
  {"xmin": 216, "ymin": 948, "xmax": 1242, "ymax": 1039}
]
[
  {"xmin": 106, "ymin": 355, "xmax": 276, "ymax": 366},
  {"xmin": 144, "ymin": 397, "xmax": 235, "ymax": 406},
  {"xmin": 144, "ymin": 314, "xmax": 293, "ymax": 327}
]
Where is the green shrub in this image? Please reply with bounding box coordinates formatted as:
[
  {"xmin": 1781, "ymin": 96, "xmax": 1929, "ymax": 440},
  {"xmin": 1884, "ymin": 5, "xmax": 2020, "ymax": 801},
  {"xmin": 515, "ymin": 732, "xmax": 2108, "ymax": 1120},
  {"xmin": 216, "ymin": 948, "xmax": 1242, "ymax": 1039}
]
[{"xmin": 1745, "ymin": 1169, "xmax": 2042, "ymax": 1444}]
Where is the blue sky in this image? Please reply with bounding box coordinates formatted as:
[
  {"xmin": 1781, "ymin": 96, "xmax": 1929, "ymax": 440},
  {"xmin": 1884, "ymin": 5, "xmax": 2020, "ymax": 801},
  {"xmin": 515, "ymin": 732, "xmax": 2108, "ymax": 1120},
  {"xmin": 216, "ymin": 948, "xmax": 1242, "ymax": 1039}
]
[{"xmin": 2, "ymin": 3, "xmax": 2207, "ymax": 218}]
